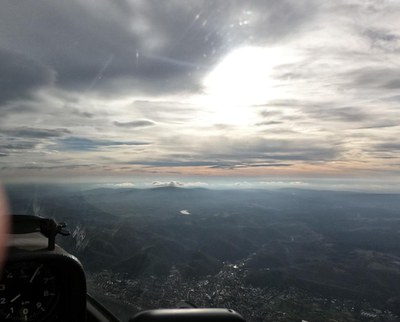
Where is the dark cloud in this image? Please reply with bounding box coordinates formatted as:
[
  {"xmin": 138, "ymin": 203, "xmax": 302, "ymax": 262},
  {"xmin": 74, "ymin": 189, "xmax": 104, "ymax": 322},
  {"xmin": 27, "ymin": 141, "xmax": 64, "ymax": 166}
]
[
  {"xmin": 0, "ymin": 0, "xmax": 318, "ymax": 97},
  {"xmin": 56, "ymin": 136, "xmax": 150, "ymax": 151},
  {"xmin": 0, "ymin": 127, "xmax": 71, "ymax": 138},
  {"xmin": 114, "ymin": 120, "xmax": 156, "ymax": 128},
  {"xmin": 255, "ymin": 121, "xmax": 283, "ymax": 126},
  {"xmin": 350, "ymin": 68, "xmax": 400, "ymax": 90},
  {"xmin": 384, "ymin": 79, "xmax": 400, "ymax": 89},
  {"xmin": 70, "ymin": 109, "xmax": 94, "ymax": 118},
  {"xmin": 306, "ymin": 106, "xmax": 368, "ymax": 123},
  {"xmin": 0, "ymin": 105, "xmax": 38, "ymax": 118},
  {"xmin": 358, "ymin": 121, "xmax": 399, "ymax": 129},
  {"xmin": 11, "ymin": 164, "xmax": 91, "ymax": 171},
  {"xmin": 258, "ymin": 108, "xmax": 299, "ymax": 123},
  {"xmin": 382, "ymin": 95, "xmax": 400, "ymax": 102},
  {"xmin": 0, "ymin": 49, "xmax": 55, "ymax": 105},
  {"xmin": 364, "ymin": 28, "xmax": 400, "ymax": 52},
  {"xmin": 0, "ymin": 142, "xmax": 38, "ymax": 151},
  {"xmin": 0, "ymin": 141, "xmax": 38, "ymax": 155},
  {"xmin": 375, "ymin": 143, "xmax": 400, "ymax": 151}
]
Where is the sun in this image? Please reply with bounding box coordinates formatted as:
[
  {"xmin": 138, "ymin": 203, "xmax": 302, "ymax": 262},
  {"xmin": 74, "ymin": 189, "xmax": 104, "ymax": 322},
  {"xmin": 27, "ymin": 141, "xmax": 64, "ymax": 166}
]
[{"xmin": 199, "ymin": 46, "xmax": 295, "ymax": 125}]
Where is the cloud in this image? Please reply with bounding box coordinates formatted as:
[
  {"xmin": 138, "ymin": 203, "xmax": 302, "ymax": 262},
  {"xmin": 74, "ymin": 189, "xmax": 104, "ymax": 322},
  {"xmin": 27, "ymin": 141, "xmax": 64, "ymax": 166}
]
[
  {"xmin": 152, "ymin": 181, "xmax": 184, "ymax": 188},
  {"xmin": 126, "ymin": 160, "xmax": 220, "ymax": 167},
  {"xmin": 0, "ymin": 49, "xmax": 55, "ymax": 105},
  {"xmin": 349, "ymin": 67, "xmax": 400, "ymax": 90},
  {"xmin": 183, "ymin": 182, "xmax": 209, "ymax": 188},
  {"xmin": 305, "ymin": 106, "xmax": 369, "ymax": 123},
  {"xmin": 8, "ymin": 164, "xmax": 91, "ymax": 171},
  {"xmin": 210, "ymin": 163, "xmax": 292, "ymax": 169},
  {"xmin": 0, "ymin": 127, "xmax": 71, "ymax": 138},
  {"xmin": 100, "ymin": 182, "xmax": 136, "ymax": 189},
  {"xmin": 230, "ymin": 180, "xmax": 310, "ymax": 189},
  {"xmin": 114, "ymin": 120, "xmax": 156, "ymax": 128},
  {"xmin": 0, "ymin": 141, "xmax": 38, "ymax": 152},
  {"xmin": 151, "ymin": 181, "xmax": 208, "ymax": 188},
  {"xmin": 382, "ymin": 95, "xmax": 400, "ymax": 102},
  {"xmin": 70, "ymin": 109, "xmax": 94, "ymax": 119},
  {"xmin": 358, "ymin": 121, "xmax": 399, "ymax": 129},
  {"xmin": 258, "ymin": 180, "xmax": 309, "ymax": 187},
  {"xmin": 0, "ymin": 105, "xmax": 38, "ymax": 118},
  {"xmin": 0, "ymin": 140, "xmax": 39, "ymax": 157},
  {"xmin": 364, "ymin": 28, "xmax": 400, "ymax": 52},
  {"xmin": 255, "ymin": 121, "xmax": 283, "ymax": 126},
  {"xmin": 375, "ymin": 143, "xmax": 400, "ymax": 151},
  {"xmin": 55, "ymin": 137, "xmax": 150, "ymax": 151}
]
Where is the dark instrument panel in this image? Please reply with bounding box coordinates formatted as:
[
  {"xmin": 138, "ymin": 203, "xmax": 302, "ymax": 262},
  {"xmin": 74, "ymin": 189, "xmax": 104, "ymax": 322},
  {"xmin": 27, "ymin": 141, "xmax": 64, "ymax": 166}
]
[
  {"xmin": 0, "ymin": 261, "xmax": 59, "ymax": 321},
  {"xmin": 2, "ymin": 218, "xmax": 87, "ymax": 322}
]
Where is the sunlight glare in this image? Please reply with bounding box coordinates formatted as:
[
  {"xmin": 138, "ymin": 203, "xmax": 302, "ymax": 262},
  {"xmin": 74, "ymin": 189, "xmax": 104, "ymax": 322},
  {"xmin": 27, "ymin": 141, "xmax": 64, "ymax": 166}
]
[{"xmin": 201, "ymin": 46, "xmax": 296, "ymax": 125}]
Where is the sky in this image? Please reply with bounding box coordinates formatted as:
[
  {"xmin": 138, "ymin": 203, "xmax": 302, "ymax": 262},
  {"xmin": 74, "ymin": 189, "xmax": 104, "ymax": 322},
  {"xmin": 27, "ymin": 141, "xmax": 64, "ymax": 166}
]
[{"xmin": 0, "ymin": 0, "xmax": 399, "ymax": 189}]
